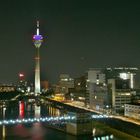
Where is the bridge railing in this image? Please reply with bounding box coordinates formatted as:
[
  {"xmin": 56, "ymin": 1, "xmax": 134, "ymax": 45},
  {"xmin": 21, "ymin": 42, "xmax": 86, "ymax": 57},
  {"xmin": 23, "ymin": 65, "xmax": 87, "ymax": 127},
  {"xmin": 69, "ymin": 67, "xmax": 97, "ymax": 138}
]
[{"xmin": 0, "ymin": 114, "xmax": 111, "ymax": 126}]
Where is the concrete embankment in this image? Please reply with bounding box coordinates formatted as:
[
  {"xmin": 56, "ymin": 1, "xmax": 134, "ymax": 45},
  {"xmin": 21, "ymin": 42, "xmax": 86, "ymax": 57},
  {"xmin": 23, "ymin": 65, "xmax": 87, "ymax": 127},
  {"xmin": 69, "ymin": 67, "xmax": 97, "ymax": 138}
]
[{"xmin": 92, "ymin": 120, "xmax": 140, "ymax": 140}]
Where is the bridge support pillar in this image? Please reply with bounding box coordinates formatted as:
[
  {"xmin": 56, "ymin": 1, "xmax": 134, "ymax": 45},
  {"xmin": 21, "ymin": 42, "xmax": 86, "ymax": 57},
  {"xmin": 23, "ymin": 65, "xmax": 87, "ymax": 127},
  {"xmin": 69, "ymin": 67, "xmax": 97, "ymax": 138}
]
[{"xmin": 66, "ymin": 112, "xmax": 92, "ymax": 135}]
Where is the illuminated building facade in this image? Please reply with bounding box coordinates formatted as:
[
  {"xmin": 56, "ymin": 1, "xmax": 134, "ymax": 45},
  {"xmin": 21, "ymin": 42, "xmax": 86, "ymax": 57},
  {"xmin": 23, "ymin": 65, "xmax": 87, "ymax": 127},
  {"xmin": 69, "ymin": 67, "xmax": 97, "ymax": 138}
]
[
  {"xmin": 33, "ymin": 21, "xmax": 43, "ymax": 94},
  {"xmin": 105, "ymin": 67, "xmax": 138, "ymax": 113},
  {"xmin": 108, "ymin": 79, "xmax": 132, "ymax": 113},
  {"xmin": 17, "ymin": 73, "xmax": 28, "ymax": 93},
  {"xmin": 86, "ymin": 69, "xmax": 109, "ymax": 111},
  {"xmin": 86, "ymin": 67, "xmax": 138, "ymax": 113},
  {"xmin": 87, "ymin": 68, "xmax": 106, "ymax": 85},
  {"xmin": 104, "ymin": 67, "xmax": 138, "ymax": 89},
  {"xmin": 0, "ymin": 85, "xmax": 15, "ymax": 92},
  {"xmin": 58, "ymin": 74, "xmax": 74, "ymax": 94},
  {"xmin": 124, "ymin": 103, "xmax": 140, "ymax": 120},
  {"xmin": 73, "ymin": 75, "xmax": 87, "ymax": 103}
]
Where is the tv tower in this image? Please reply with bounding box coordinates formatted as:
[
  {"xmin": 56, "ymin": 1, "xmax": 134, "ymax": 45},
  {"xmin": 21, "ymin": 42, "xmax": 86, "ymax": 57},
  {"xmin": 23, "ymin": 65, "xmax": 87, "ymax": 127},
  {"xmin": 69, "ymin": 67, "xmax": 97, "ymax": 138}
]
[{"xmin": 33, "ymin": 21, "xmax": 43, "ymax": 95}]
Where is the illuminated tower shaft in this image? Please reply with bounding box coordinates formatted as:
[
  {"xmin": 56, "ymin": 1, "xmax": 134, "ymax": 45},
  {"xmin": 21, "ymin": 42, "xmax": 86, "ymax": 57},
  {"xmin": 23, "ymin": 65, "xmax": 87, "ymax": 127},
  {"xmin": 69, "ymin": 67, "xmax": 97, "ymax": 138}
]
[
  {"xmin": 35, "ymin": 47, "xmax": 40, "ymax": 93},
  {"xmin": 33, "ymin": 21, "xmax": 43, "ymax": 94}
]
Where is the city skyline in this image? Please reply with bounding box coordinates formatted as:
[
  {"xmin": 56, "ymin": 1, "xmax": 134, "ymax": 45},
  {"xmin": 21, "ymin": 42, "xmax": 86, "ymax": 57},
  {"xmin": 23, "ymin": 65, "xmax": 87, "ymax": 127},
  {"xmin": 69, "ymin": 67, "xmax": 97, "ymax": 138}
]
[{"xmin": 0, "ymin": 1, "xmax": 140, "ymax": 83}]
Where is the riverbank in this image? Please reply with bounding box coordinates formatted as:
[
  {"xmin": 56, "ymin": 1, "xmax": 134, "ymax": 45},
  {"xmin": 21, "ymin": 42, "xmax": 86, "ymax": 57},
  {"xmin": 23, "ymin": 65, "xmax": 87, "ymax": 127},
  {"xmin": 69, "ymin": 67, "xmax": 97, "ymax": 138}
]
[
  {"xmin": 63, "ymin": 101, "xmax": 140, "ymax": 138},
  {"xmin": 93, "ymin": 121, "xmax": 140, "ymax": 140}
]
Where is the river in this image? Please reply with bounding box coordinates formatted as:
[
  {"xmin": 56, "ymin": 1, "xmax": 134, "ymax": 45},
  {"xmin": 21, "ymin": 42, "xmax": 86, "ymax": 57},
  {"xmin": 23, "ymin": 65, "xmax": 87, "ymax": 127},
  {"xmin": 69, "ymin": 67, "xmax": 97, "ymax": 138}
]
[{"xmin": 0, "ymin": 100, "xmax": 139, "ymax": 140}]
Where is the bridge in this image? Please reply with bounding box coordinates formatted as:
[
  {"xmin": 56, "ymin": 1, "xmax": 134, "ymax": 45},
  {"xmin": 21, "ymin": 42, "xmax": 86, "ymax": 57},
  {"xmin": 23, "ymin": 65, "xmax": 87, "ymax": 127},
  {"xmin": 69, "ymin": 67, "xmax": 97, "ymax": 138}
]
[{"xmin": 0, "ymin": 114, "xmax": 110, "ymax": 126}]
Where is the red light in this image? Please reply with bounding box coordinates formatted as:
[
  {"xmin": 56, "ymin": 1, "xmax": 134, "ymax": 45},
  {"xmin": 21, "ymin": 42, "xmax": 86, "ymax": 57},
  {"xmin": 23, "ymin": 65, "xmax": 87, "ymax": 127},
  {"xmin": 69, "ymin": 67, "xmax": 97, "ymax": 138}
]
[
  {"xmin": 19, "ymin": 101, "xmax": 25, "ymax": 118},
  {"xmin": 19, "ymin": 73, "xmax": 24, "ymax": 77},
  {"xmin": 18, "ymin": 73, "xmax": 25, "ymax": 81}
]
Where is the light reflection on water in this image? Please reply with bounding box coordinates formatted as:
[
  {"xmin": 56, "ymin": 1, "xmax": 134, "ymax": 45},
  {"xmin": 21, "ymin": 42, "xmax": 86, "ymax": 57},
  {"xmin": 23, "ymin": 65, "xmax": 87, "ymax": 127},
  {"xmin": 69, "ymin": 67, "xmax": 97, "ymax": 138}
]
[
  {"xmin": 13, "ymin": 123, "xmax": 46, "ymax": 140},
  {"xmin": 0, "ymin": 100, "xmax": 139, "ymax": 140},
  {"xmin": 2, "ymin": 125, "xmax": 5, "ymax": 140}
]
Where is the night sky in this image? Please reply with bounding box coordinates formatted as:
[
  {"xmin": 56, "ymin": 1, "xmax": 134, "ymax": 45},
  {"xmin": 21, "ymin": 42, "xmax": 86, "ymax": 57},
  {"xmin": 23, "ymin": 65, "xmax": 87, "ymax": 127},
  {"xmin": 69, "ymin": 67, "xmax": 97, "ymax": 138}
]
[{"xmin": 0, "ymin": 1, "xmax": 140, "ymax": 84}]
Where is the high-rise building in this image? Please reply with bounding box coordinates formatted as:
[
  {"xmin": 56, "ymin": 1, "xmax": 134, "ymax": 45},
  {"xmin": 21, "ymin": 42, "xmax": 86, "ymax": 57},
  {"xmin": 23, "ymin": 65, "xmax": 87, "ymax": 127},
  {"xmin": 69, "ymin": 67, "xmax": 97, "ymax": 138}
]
[
  {"xmin": 87, "ymin": 69, "xmax": 108, "ymax": 111},
  {"xmin": 104, "ymin": 67, "xmax": 138, "ymax": 114},
  {"xmin": 72, "ymin": 75, "xmax": 87, "ymax": 104},
  {"xmin": 17, "ymin": 73, "xmax": 28, "ymax": 93},
  {"xmin": 104, "ymin": 67, "xmax": 138, "ymax": 89},
  {"xmin": 33, "ymin": 21, "xmax": 43, "ymax": 95},
  {"xmin": 58, "ymin": 74, "xmax": 74, "ymax": 94},
  {"xmin": 86, "ymin": 67, "xmax": 139, "ymax": 114},
  {"xmin": 108, "ymin": 79, "xmax": 132, "ymax": 114},
  {"xmin": 88, "ymin": 68, "xmax": 105, "ymax": 84}
]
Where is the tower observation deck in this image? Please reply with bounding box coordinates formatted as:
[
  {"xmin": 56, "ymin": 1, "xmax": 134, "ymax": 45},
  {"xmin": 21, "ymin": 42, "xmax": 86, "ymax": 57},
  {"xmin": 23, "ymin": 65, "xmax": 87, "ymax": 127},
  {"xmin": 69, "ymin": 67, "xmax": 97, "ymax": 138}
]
[{"xmin": 33, "ymin": 21, "xmax": 43, "ymax": 95}]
